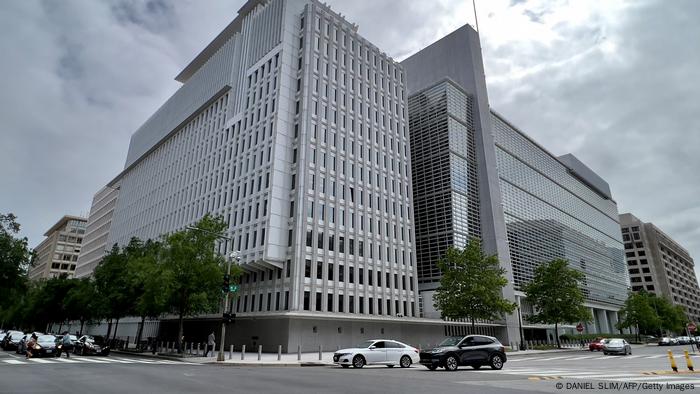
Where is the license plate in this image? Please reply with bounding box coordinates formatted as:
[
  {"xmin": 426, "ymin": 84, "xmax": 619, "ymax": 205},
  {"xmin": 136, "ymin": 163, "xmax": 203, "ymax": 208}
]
[{"xmin": 47, "ymin": 350, "xmax": 53, "ymax": 353}]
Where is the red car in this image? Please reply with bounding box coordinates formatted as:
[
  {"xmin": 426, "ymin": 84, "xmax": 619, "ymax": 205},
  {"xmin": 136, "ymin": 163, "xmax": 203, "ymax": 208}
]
[{"xmin": 589, "ymin": 338, "xmax": 608, "ymax": 351}]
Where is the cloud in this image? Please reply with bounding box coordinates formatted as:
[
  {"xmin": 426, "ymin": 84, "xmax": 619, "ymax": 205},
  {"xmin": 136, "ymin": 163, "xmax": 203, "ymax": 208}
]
[{"xmin": 1, "ymin": 0, "xmax": 698, "ymax": 281}]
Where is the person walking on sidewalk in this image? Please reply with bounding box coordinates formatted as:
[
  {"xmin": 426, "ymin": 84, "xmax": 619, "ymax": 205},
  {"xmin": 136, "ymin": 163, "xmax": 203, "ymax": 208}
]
[{"xmin": 204, "ymin": 332, "xmax": 215, "ymax": 357}]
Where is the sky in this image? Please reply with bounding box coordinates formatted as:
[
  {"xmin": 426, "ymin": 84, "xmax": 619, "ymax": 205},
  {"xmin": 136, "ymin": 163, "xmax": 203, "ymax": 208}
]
[{"xmin": 1, "ymin": 0, "xmax": 698, "ymax": 278}]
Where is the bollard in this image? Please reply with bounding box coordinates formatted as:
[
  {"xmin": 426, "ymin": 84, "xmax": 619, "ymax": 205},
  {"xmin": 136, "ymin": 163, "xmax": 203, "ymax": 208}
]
[
  {"xmin": 319, "ymin": 345, "xmax": 322, "ymax": 361},
  {"xmin": 241, "ymin": 345, "xmax": 246, "ymax": 360},
  {"xmin": 229, "ymin": 345, "xmax": 233, "ymax": 360},
  {"xmin": 297, "ymin": 344, "xmax": 301, "ymax": 361},
  {"xmin": 190, "ymin": 342, "xmax": 193, "ymax": 355},
  {"xmin": 685, "ymin": 350, "xmax": 694, "ymax": 371},
  {"xmin": 668, "ymin": 350, "xmax": 678, "ymax": 372},
  {"xmin": 197, "ymin": 342, "xmax": 201, "ymax": 356},
  {"xmin": 278, "ymin": 345, "xmax": 282, "ymax": 361},
  {"xmin": 258, "ymin": 345, "xmax": 262, "ymax": 361}
]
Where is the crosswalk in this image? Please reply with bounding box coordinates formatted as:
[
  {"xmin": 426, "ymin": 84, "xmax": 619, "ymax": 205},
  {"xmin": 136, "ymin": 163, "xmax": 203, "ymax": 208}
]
[
  {"xmin": 468, "ymin": 366, "xmax": 700, "ymax": 385},
  {"xmin": 508, "ymin": 353, "xmax": 700, "ymax": 363},
  {"xmin": 0, "ymin": 356, "xmax": 201, "ymax": 366}
]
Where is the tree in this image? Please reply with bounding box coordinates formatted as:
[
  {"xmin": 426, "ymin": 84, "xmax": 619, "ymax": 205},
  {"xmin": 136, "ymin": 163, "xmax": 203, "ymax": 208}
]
[
  {"xmin": 433, "ymin": 239, "xmax": 516, "ymax": 330},
  {"xmin": 129, "ymin": 239, "xmax": 170, "ymax": 348},
  {"xmin": 0, "ymin": 213, "xmax": 32, "ymax": 306},
  {"xmin": 64, "ymin": 278, "xmax": 99, "ymax": 335},
  {"xmin": 616, "ymin": 291, "xmax": 660, "ymax": 341},
  {"xmin": 161, "ymin": 214, "xmax": 234, "ymax": 352},
  {"xmin": 649, "ymin": 295, "xmax": 687, "ymax": 335},
  {"xmin": 523, "ymin": 259, "xmax": 591, "ymax": 348},
  {"xmin": 94, "ymin": 241, "xmax": 139, "ymax": 340}
]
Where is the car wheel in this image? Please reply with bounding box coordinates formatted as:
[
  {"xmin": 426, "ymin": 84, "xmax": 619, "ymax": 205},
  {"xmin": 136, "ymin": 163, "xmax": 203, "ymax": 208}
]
[
  {"xmin": 444, "ymin": 355, "xmax": 459, "ymax": 371},
  {"xmin": 352, "ymin": 355, "xmax": 365, "ymax": 369},
  {"xmin": 400, "ymin": 355, "xmax": 412, "ymax": 368},
  {"xmin": 427, "ymin": 365, "xmax": 438, "ymax": 371},
  {"xmin": 387, "ymin": 364, "xmax": 394, "ymax": 368},
  {"xmin": 472, "ymin": 365, "xmax": 482, "ymax": 370},
  {"xmin": 603, "ymin": 352, "xmax": 608, "ymax": 355},
  {"xmin": 489, "ymin": 354, "xmax": 504, "ymax": 370},
  {"xmin": 341, "ymin": 365, "xmax": 350, "ymax": 369}
]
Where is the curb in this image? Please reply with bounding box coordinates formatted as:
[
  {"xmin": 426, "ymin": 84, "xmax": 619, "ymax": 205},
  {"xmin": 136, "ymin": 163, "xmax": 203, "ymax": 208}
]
[
  {"xmin": 205, "ymin": 361, "xmax": 333, "ymax": 367},
  {"xmin": 111, "ymin": 350, "xmax": 206, "ymax": 363},
  {"xmin": 506, "ymin": 348, "xmax": 584, "ymax": 357}
]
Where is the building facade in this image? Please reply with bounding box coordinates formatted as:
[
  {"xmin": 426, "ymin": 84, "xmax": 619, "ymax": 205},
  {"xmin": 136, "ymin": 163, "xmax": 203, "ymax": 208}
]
[
  {"xmin": 74, "ymin": 184, "xmax": 120, "ymax": 278},
  {"xmin": 402, "ymin": 25, "xmax": 628, "ymax": 341},
  {"xmin": 81, "ymin": 0, "xmax": 432, "ymax": 351},
  {"xmin": 28, "ymin": 216, "xmax": 87, "ymax": 280},
  {"xmin": 620, "ymin": 213, "xmax": 700, "ymax": 323}
]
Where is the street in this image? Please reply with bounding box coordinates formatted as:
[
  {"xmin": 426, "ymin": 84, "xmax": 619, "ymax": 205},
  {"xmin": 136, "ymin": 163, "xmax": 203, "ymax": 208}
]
[{"xmin": 1, "ymin": 344, "xmax": 698, "ymax": 393}]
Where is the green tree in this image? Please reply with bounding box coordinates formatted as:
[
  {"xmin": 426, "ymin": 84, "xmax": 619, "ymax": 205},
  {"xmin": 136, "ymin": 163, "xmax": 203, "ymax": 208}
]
[
  {"xmin": 433, "ymin": 239, "xmax": 516, "ymax": 330},
  {"xmin": 64, "ymin": 278, "xmax": 100, "ymax": 335},
  {"xmin": 523, "ymin": 259, "xmax": 591, "ymax": 348},
  {"xmin": 129, "ymin": 239, "xmax": 170, "ymax": 347},
  {"xmin": 161, "ymin": 214, "xmax": 234, "ymax": 352},
  {"xmin": 649, "ymin": 295, "xmax": 687, "ymax": 334},
  {"xmin": 0, "ymin": 213, "xmax": 32, "ymax": 308},
  {"xmin": 616, "ymin": 291, "xmax": 660, "ymax": 341},
  {"xmin": 94, "ymin": 240, "xmax": 139, "ymax": 340}
]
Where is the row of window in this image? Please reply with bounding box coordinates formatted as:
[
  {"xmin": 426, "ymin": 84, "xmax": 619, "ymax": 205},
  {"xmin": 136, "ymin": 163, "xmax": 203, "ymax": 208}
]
[
  {"xmin": 303, "ymin": 259, "xmax": 413, "ymax": 290},
  {"xmin": 302, "ymin": 290, "xmax": 413, "ymax": 316}
]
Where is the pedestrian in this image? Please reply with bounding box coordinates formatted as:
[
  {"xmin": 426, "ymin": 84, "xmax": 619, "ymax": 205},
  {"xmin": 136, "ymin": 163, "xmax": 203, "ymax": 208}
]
[
  {"xmin": 25, "ymin": 334, "xmax": 37, "ymax": 359},
  {"xmin": 62, "ymin": 331, "xmax": 73, "ymax": 358},
  {"xmin": 204, "ymin": 331, "xmax": 215, "ymax": 357}
]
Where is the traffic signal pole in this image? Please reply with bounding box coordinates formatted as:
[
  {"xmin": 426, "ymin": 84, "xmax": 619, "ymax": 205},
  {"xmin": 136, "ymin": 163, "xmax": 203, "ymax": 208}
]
[{"xmin": 218, "ymin": 257, "xmax": 232, "ymax": 362}]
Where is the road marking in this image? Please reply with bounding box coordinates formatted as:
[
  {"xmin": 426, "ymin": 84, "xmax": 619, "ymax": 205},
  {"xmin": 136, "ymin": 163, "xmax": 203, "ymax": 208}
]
[
  {"xmin": 3, "ymin": 359, "xmax": 26, "ymax": 364},
  {"xmin": 607, "ymin": 375, "xmax": 697, "ymax": 381},
  {"xmin": 111, "ymin": 357, "xmax": 159, "ymax": 364},
  {"xmin": 53, "ymin": 358, "xmax": 81, "ymax": 363},
  {"xmin": 28, "ymin": 358, "xmax": 56, "ymax": 364},
  {"xmin": 645, "ymin": 355, "xmax": 668, "ymax": 359},
  {"xmin": 534, "ymin": 356, "xmax": 569, "ymax": 361},
  {"xmin": 565, "ymin": 356, "xmax": 598, "ymax": 360},
  {"xmin": 71, "ymin": 357, "xmax": 110, "ymax": 363}
]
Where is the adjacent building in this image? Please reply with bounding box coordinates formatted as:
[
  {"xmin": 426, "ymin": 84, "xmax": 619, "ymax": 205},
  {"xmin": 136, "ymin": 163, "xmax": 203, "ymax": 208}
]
[
  {"xmin": 402, "ymin": 25, "xmax": 629, "ymax": 341},
  {"xmin": 28, "ymin": 215, "xmax": 87, "ymax": 280},
  {"xmin": 620, "ymin": 213, "xmax": 700, "ymax": 323}
]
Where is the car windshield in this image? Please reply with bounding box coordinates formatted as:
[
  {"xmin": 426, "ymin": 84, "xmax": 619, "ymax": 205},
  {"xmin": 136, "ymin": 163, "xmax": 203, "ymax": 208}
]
[
  {"xmin": 608, "ymin": 339, "xmax": 623, "ymax": 345},
  {"xmin": 38, "ymin": 335, "xmax": 55, "ymax": 343},
  {"xmin": 84, "ymin": 336, "xmax": 95, "ymax": 343},
  {"xmin": 439, "ymin": 337, "xmax": 463, "ymax": 347},
  {"xmin": 356, "ymin": 340, "xmax": 375, "ymax": 348}
]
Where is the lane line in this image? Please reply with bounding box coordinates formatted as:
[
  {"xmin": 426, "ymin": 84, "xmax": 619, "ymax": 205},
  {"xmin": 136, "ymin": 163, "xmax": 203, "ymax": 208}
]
[
  {"xmin": 2, "ymin": 359, "xmax": 26, "ymax": 364},
  {"xmin": 70, "ymin": 357, "xmax": 110, "ymax": 363},
  {"xmin": 28, "ymin": 358, "xmax": 57, "ymax": 364},
  {"xmin": 52, "ymin": 357, "xmax": 81, "ymax": 363}
]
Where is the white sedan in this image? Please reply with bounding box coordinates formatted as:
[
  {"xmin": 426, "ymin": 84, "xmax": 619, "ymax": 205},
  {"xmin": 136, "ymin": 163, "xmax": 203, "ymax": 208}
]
[{"xmin": 333, "ymin": 339, "xmax": 419, "ymax": 368}]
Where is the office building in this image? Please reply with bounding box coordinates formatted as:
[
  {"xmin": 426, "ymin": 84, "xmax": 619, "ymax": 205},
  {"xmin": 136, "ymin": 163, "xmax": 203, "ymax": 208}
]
[
  {"xmin": 81, "ymin": 0, "xmax": 435, "ymax": 351},
  {"xmin": 74, "ymin": 184, "xmax": 121, "ymax": 278},
  {"xmin": 620, "ymin": 213, "xmax": 700, "ymax": 323},
  {"xmin": 403, "ymin": 25, "xmax": 629, "ymax": 341},
  {"xmin": 28, "ymin": 215, "xmax": 87, "ymax": 280}
]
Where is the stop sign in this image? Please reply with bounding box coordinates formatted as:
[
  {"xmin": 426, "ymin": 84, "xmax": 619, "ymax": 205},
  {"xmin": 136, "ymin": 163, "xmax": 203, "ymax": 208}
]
[
  {"xmin": 688, "ymin": 323, "xmax": 697, "ymax": 333},
  {"xmin": 576, "ymin": 323, "xmax": 584, "ymax": 332}
]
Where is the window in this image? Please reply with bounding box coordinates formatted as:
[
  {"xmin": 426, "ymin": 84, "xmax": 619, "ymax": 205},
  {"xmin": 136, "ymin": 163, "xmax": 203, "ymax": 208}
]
[
  {"xmin": 306, "ymin": 230, "xmax": 313, "ymax": 247},
  {"xmin": 328, "ymin": 263, "xmax": 334, "ymax": 281},
  {"xmin": 304, "ymin": 291, "xmax": 310, "ymax": 310},
  {"xmin": 316, "ymin": 292, "xmax": 322, "ymax": 311},
  {"xmin": 317, "ymin": 261, "xmax": 323, "ymax": 280},
  {"xmin": 305, "ymin": 259, "xmax": 311, "ymax": 278}
]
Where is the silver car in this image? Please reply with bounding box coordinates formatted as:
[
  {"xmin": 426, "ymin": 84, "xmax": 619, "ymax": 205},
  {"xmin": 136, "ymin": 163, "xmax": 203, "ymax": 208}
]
[{"xmin": 603, "ymin": 338, "xmax": 632, "ymax": 355}]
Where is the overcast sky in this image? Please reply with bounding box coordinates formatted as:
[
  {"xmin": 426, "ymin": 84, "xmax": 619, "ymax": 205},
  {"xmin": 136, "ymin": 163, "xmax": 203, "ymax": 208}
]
[{"xmin": 1, "ymin": 0, "xmax": 698, "ymax": 278}]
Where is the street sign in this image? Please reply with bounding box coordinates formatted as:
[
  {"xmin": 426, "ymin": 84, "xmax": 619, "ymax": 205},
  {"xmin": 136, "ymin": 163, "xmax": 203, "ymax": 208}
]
[
  {"xmin": 688, "ymin": 323, "xmax": 697, "ymax": 333},
  {"xmin": 576, "ymin": 323, "xmax": 584, "ymax": 332},
  {"xmin": 230, "ymin": 284, "xmax": 239, "ymax": 293}
]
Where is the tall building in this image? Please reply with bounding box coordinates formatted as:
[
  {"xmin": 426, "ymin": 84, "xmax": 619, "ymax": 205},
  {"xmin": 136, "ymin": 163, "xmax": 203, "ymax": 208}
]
[
  {"xmin": 74, "ymin": 184, "xmax": 120, "ymax": 278},
  {"xmin": 81, "ymin": 0, "xmax": 427, "ymax": 351},
  {"xmin": 28, "ymin": 215, "xmax": 87, "ymax": 280},
  {"xmin": 403, "ymin": 25, "xmax": 628, "ymax": 341},
  {"xmin": 620, "ymin": 213, "xmax": 700, "ymax": 323}
]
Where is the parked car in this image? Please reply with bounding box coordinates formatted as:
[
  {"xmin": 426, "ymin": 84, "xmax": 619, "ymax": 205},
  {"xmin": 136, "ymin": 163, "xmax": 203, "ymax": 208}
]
[
  {"xmin": 676, "ymin": 336, "xmax": 691, "ymax": 345},
  {"xmin": 589, "ymin": 337, "xmax": 608, "ymax": 351},
  {"xmin": 1, "ymin": 330, "xmax": 24, "ymax": 350},
  {"xmin": 419, "ymin": 335, "xmax": 507, "ymax": 371},
  {"xmin": 54, "ymin": 334, "xmax": 78, "ymax": 357},
  {"xmin": 30, "ymin": 335, "xmax": 59, "ymax": 358},
  {"xmin": 74, "ymin": 335, "xmax": 110, "ymax": 356},
  {"xmin": 333, "ymin": 339, "xmax": 419, "ymax": 368},
  {"xmin": 658, "ymin": 337, "xmax": 673, "ymax": 346},
  {"xmin": 603, "ymin": 338, "xmax": 632, "ymax": 355}
]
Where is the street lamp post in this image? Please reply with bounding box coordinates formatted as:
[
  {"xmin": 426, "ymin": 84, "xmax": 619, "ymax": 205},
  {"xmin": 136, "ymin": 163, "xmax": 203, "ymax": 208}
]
[{"xmin": 185, "ymin": 225, "xmax": 240, "ymax": 362}]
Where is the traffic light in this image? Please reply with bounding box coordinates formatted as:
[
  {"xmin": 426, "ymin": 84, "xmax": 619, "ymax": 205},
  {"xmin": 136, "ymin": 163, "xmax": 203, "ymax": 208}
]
[
  {"xmin": 222, "ymin": 274, "xmax": 230, "ymax": 293},
  {"xmin": 222, "ymin": 312, "xmax": 236, "ymax": 323}
]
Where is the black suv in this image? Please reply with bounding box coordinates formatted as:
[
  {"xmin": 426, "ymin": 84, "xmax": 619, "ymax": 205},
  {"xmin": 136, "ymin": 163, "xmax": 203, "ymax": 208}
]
[{"xmin": 419, "ymin": 335, "xmax": 507, "ymax": 371}]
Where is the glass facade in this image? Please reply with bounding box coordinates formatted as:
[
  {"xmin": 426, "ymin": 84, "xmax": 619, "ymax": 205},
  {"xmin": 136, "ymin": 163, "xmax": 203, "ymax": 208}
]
[
  {"xmin": 492, "ymin": 113, "xmax": 628, "ymax": 307},
  {"xmin": 409, "ymin": 81, "xmax": 481, "ymax": 285}
]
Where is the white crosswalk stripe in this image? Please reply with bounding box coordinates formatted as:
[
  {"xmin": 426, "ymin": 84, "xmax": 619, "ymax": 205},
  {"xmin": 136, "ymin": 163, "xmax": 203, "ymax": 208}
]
[{"xmin": 2, "ymin": 356, "xmax": 201, "ymax": 366}]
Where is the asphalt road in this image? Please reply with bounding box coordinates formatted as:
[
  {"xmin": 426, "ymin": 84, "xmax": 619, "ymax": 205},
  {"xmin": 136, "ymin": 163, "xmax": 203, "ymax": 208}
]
[{"xmin": 1, "ymin": 344, "xmax": 698, "ymax": 394}]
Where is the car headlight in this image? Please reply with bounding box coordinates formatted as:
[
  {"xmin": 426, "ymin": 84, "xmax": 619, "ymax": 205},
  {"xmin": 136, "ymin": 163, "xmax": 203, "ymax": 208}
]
[
  {"xmin": 34, "ymin": 345, "xmax": 42, "ymax": 349},
  {"xmin": 335, "ymin": 353, "xmax": 350, "ymax": 357},
  {"xmin": 432, "ymin": 348, "xmax": 445, "ymax": 353}
]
